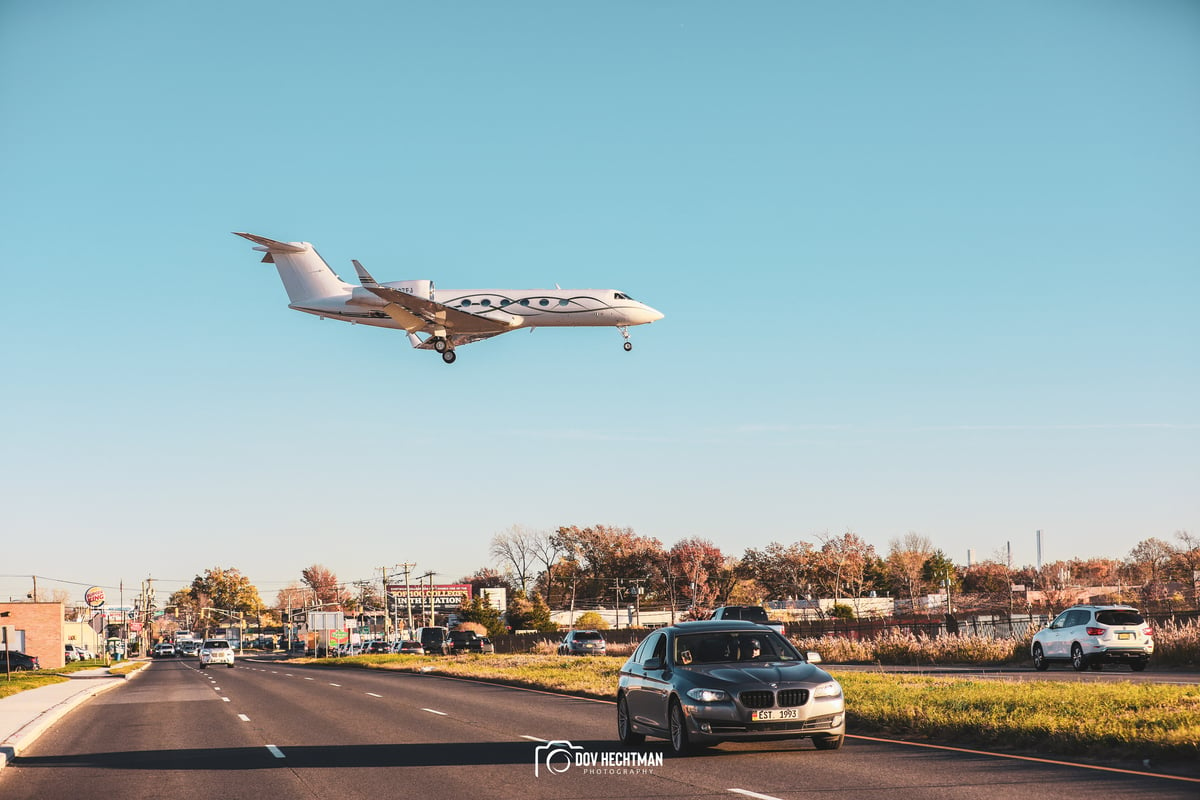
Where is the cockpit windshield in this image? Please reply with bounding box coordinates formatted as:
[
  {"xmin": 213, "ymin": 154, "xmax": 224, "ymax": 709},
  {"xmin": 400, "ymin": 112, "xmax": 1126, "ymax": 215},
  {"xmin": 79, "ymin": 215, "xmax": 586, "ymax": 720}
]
[{"xmin": 613, "ymin": 292, "xmax": 636, "ymax": 301}]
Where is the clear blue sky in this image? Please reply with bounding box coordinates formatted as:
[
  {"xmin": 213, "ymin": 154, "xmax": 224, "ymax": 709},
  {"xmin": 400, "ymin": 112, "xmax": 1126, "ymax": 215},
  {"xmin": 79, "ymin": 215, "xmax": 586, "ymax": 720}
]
[{"xmin": 2, "ymin": 1, "xmax": 1196, "ymax": 605}]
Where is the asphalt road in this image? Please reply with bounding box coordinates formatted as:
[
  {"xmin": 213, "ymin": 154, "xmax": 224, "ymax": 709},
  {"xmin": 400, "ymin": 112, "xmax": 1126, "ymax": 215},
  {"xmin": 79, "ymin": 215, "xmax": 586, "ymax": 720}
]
[{"xmin": 0, "ymin": 658, "xmax": 1195, "ymax": 800}]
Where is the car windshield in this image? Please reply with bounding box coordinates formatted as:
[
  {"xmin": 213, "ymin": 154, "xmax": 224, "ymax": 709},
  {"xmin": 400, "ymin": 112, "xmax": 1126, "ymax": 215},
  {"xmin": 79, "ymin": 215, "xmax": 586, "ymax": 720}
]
[
  {"xmin": 205, "ymin": 641, "xmax": 229, "ymax": 648},
  {"xmin": 1096, "ymin": 610, "xmax": 1144, "ymax": 626},
  {"xmin": 673, "ymin": 631, "xmax": 800, "ymax": 665}
]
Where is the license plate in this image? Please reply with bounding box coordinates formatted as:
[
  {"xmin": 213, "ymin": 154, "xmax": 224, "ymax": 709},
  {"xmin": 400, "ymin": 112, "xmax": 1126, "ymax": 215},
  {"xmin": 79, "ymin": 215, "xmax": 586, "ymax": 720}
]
[
  {"xmin": 1117, "ymin": 633, "xmax": 1132, "ymax": 640},
  {"xmin": 751, "ymin": 708, "xmax": 800, "ymax": 722}
]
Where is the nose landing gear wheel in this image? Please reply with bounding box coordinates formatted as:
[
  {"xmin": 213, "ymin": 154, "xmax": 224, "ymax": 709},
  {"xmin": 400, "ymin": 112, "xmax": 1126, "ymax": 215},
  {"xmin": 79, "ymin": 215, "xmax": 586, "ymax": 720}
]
[
  {"xmin": 623, "ymin": 342, "xmax": 632, "ymax": 352},
  {"xmin": 442, "ymin": 350, "xmax": 457, "ymax": 364}
]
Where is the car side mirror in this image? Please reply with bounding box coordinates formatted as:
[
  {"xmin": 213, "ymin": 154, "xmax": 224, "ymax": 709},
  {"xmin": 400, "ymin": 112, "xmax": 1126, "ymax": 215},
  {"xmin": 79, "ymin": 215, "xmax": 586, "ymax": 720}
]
[
  {"xmin": 806, "ymin": 651, "xmax": 822, "ymax": 664},
  {"xmin": 643, "ymin": 656, "xmax": 664, "ymax": 671}
]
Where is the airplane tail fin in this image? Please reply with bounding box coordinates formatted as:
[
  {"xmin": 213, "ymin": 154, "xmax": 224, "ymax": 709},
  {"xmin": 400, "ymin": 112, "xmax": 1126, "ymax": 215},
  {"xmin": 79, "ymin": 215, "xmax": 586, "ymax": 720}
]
[{"xmin": 233, "ymin": 232, "xmax": 350, "ymax": 303}]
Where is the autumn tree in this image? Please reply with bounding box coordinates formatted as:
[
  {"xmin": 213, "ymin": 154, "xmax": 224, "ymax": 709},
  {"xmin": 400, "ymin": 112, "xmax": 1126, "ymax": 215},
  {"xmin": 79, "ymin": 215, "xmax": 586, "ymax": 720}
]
[
  {"xmin": 459, "ymin": 567, "xmax": 514, "ymax": 598},
  {"xmin": 184, "ymin": 567, "xmax": 265, "ymax": 634},
  {"xmin": 301, "ymin": 564, "xmax": 342, "ymax": 609},
  {"xmin": 813, "ymin": 531, "xmax": 878, "ymax": 608},
  {"xmin": 739, "ymin": 541, "xmax": 817, "ymax": 600},
  {"xmin": 658, "ymin": 537, "xmax": 726, "ymax": 613},
  {"xmin": 886, "ymin": 532, "xmax": 934, "ymax": 612}
]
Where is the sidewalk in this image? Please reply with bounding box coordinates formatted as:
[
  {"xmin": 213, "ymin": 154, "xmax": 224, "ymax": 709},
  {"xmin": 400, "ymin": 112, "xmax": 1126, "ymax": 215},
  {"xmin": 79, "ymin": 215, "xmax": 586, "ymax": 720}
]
[{"xmin": 0, "ymin": 664, "xmax": 140, "ymax": 772}]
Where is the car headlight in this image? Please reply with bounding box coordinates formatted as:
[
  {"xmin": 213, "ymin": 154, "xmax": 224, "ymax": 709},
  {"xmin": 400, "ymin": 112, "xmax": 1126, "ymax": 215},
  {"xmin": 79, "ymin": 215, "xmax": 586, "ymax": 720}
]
[
  {"xmin": 813, "ymin": 681, "xmax": 842, "ymax": 699},
  {"xmin": 686, "ymin": 688, "xmax": 729, "ymax": 703}
]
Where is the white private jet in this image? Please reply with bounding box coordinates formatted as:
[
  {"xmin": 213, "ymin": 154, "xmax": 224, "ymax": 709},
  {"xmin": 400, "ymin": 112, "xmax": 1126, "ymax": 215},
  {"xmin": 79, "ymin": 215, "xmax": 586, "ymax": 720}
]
[{"xmin": 235, "ymin": 232, "xmax": 664, "ymax": 364}]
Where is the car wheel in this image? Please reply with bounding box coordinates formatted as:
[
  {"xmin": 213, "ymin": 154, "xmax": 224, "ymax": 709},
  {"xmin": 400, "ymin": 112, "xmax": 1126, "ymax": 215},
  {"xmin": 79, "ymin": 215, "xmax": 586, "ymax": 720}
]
[
  {"xmin": 617, "ymin": 694, "xmax": 645, "ymax": 746},
  {"xmin": 199, "ymin": 663, "xmax": 206, "ymax": 669},
  {"xmin": 1071, "ymin": 643, "xmax": 1088, "ymax": 672},
  {"xmin": 1032, "ymin": 643, "xmax": 1048, "ymax": 671},
  {"xmin": 1130, "ymin": 661, "xmax": 1148, "ymax": 672},
  {"xmin": 668, "ymin": 698, "xmax": 692, "ymax": 756},
  {"xmin": 813, "ymin": 734, "xmax": 844, "ymax": 750}
]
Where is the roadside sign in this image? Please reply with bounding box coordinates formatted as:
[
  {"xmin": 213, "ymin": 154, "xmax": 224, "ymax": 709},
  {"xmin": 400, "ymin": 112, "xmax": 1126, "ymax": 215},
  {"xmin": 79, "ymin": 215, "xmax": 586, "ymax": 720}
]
[
  {"xmin": 85, "ymin": 586, "xmax": 106, "ymax": 608},
  {"xmin": 329, "ymin": 630, "xmax": 349, "ymax": 645}
]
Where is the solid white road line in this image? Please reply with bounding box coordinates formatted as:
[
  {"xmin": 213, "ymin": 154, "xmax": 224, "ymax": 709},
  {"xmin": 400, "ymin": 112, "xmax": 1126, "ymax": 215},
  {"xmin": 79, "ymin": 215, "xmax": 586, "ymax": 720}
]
[
  {"xmin": 728, "ymin": 790, "xmax": 786, "ymax": 800},
  {"xmin": 265, "ymin": 745, "xmax": 285, "ymax": 759}
]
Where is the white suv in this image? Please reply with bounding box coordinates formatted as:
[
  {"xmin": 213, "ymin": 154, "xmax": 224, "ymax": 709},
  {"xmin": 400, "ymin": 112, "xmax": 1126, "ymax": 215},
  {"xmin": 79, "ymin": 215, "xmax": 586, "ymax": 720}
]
[
  {"xmin": 1031, "ymin": 605, "xmax": 1154, "ymax": 672},
  {"xmin": 199, "ymin": 639, "xmax": 235, "ymax": 669}
]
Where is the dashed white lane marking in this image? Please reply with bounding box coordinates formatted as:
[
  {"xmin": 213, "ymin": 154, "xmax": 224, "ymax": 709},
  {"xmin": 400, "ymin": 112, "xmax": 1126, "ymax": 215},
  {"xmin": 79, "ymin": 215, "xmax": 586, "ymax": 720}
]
[
  {"xmin": 266, "ymin": 745, "xmax": 285, "ymax": 759},
  {"xmin": 729, "ymin": 790, "xmax": 785, "ymax": 800},
  {"xmin": 221, "ymin": 697, "xmax": 230, "ymax": 702},
  {"xmin": 329, "ymin": 683, "xmax": 341, "ymax": 687},
  {"xmin": 238, "ymin": 714, "xmax": 250, "ymax": 722},
  {"xmin": 520, "ymin": 735, "xmax": 547, "ymax": 743},
  {"xmin": 366, "ymin": 692, "xmax": 383, "ymax": 698},
  {"xmin": 304, "ymin": 677, "xmax": 314, "ymax": 681},
  {"xmin": 422, "ymin": 708, "xmax": 448, "ymax": 716}
]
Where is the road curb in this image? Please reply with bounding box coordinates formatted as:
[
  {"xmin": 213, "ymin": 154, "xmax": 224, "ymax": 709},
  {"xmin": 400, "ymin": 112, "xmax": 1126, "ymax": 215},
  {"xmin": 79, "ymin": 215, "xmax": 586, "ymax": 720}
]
[{"xmin": 0, "ymin": 665, "xmax": 146, "ymax": 773}]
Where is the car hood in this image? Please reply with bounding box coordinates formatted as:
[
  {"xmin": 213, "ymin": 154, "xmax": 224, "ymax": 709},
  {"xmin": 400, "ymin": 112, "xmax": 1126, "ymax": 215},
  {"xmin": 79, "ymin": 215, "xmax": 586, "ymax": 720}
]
[{"xmin": 681, "ymin": 662, "xmax": 831, "ymax": 686}]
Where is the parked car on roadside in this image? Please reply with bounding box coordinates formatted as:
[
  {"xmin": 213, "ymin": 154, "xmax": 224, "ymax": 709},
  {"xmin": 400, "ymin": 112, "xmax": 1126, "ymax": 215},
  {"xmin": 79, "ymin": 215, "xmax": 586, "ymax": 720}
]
[
  {"xmin": 1031, "ymin": 605, "xmax": 1154, "ymax": 672},
  {"xmin": 3, "ymin": 651, "xmax": 41, "ymax": 671},
  {"xmin": 417, "ymin": 627, "xmax": 451, "ymax": 655},
  {"xmin": 558, "ymin": 630, "xmax": 607, "ymax": 656},
  {"xmin": 64, "ymin": 643, "xmax": 83, "ymax": 662},
  {"xmin": 617, "ymin": 620, "xmax": 844, "ymax": 755},
  {"xmin": 199, "ymin": 639, "xmax": 235, "ymax": 669},
  {"xmin": 449, "ymin": 630, "xmax": 495, "ymax": 654}
]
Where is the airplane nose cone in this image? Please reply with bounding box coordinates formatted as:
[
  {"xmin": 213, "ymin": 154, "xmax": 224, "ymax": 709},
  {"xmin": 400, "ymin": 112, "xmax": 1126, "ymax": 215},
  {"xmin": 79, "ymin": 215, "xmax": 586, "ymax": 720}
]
[{"xmin": 643, "ymin": 305, "xmax": 664, "ymax": 323}]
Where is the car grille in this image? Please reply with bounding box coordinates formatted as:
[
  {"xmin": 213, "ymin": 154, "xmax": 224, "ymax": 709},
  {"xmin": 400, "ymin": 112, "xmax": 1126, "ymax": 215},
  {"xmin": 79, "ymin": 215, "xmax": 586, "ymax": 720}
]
[
  {"xmin": 739, "ymin": 689, "xmax": 810, "ymax": 709},
  {"xmin": 740, "ymin": 691, "xmax": 774, "ymax": 709},
  {"xmin": 778, "ymin": 689, "xmax": 809, "ymax": 707}
]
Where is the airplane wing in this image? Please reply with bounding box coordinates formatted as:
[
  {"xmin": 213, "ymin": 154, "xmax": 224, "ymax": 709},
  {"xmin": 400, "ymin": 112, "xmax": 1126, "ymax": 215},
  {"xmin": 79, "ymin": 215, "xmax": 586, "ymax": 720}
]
[
  {"xmin": 352, "ymin": 260, "xmax": 520, "ymax": 340},
  {"xmin": 366, "ymin": 283, "xmax": 517, "ymax": 335}
]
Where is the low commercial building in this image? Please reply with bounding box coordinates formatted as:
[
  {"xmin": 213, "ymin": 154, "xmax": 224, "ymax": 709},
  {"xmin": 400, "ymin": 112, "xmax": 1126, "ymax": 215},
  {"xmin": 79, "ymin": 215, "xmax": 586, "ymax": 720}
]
[{"xmin": 1, "ymin": 602, "xmax": 66, "ymax": 669}]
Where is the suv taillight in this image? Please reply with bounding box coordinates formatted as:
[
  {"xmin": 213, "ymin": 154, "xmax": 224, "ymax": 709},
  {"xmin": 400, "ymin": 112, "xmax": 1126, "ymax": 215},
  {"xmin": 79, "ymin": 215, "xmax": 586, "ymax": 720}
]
[{"xmin": 1085, "ymin": 627, "xmax": 1105, "ymax": 636}]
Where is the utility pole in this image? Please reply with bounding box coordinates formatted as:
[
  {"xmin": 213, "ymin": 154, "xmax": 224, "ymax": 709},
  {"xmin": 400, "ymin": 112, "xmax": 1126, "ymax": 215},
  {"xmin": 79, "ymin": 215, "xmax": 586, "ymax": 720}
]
[
  {"xmin": 629, "ymin": 579, "xmax": 645, "ymax": 628},
  {"xmin": 612, "ymin": 579, "xmax": 623, "ymax": 630}
]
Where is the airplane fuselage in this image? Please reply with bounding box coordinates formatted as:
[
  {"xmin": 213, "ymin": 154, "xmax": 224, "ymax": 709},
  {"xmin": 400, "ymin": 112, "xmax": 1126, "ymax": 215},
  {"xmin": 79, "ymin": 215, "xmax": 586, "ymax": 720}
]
[{"xmin": 293, "ymin": 285, "xmax": 662, "ymax": 330}]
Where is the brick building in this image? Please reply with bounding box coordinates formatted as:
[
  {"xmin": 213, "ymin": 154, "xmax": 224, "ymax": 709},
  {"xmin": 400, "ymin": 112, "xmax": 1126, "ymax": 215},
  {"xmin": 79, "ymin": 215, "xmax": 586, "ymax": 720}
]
[{"xmin": 1, "ymin": 602, "xmax": 65, "ymax": 669}]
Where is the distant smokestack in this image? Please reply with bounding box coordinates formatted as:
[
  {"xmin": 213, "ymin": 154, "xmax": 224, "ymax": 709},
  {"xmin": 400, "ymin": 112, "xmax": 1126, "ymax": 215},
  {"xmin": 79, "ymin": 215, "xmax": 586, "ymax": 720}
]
[
  {"xmin": 1007, "ymin": 541, "xmax": 1012, "ymax": 569},
  {"xmin": 1036, "ymin": 530, "xmax": 1043, "ymax": 571},
  {"xmin": 967, "ymin": 549, "xmax": 976, "ymax": 567}
]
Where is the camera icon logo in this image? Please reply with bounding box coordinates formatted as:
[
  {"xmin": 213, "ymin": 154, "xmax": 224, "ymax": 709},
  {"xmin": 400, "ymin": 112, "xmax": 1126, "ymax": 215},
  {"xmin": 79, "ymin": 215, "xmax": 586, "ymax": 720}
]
[{"xmin": 533, "ymin": 739, "xmax": 584, "ymax": 777}]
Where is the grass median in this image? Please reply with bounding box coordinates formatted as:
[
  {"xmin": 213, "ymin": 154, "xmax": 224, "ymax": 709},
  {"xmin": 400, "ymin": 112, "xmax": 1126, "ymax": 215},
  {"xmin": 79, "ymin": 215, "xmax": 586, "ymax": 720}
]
[{"xmin": 299, "ymin": 653, "xmax": 1200, "ymax": 767}]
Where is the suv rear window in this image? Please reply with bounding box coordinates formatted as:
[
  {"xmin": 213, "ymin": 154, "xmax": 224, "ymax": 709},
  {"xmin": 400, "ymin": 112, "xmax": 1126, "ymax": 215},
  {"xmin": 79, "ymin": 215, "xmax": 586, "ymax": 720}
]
[
  {"xmin": 574, "ymin": 631, "xmax": 603, "ymax": 641},
  {"xmin": 1095, "ymin": 610, "xmax": 1144, "ymax": 626}
]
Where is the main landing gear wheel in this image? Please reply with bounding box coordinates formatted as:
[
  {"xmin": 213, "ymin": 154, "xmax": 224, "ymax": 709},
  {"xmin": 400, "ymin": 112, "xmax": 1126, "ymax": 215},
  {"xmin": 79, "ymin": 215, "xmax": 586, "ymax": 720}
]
[
  {"xmin": 432, "ymin": 337, "xmax": 448, "ymax": 353},
  {"xmin": 442, "ymin": 350, "xmax": 457, "ymax": 364}
]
